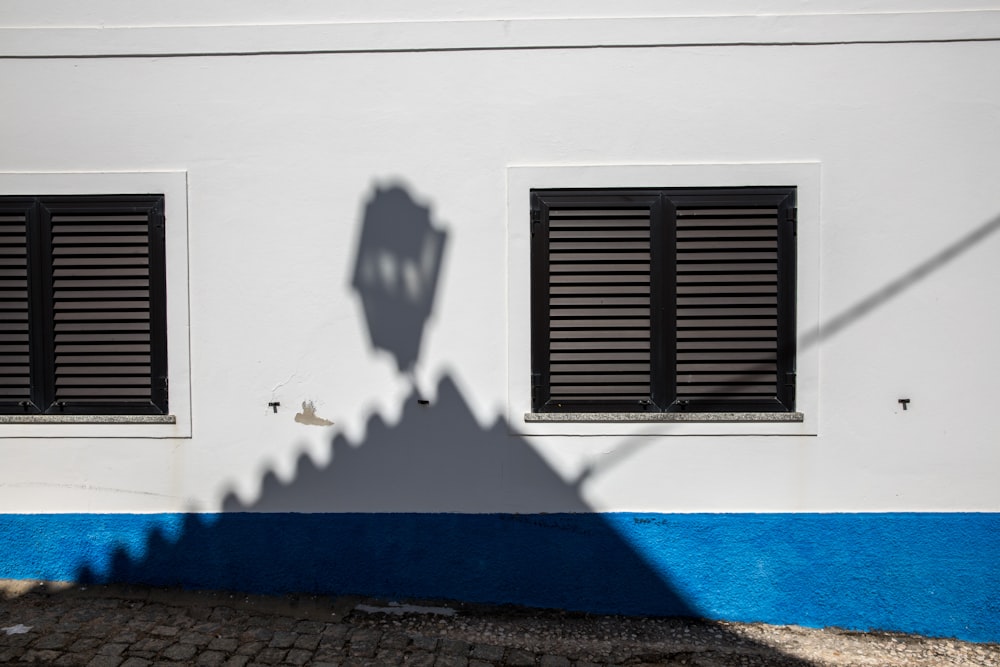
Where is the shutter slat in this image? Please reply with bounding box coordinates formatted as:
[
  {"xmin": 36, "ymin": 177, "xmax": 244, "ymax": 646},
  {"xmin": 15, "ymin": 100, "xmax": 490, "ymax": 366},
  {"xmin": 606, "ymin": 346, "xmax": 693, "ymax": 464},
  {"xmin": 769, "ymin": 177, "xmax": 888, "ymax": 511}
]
[
  {"xmin": 677, "ymin": 319, "xmax": 777, "ymax": 328},
  {"xmin": 58, "ymin": 365, "xmax": 150, "ymax": 374},
  {"xmin": 54, "ymin": 333, "xmax": 150, "ymax": 343},
  {"xmin": 56, "ymin": 355, "xmax": 151, "ymax": 364},
  {"xmin": 551, "ymin": 330, "xmax": 650, "ymax": 339},
  {"xmin": 677, "ymin": 385, "xmax": 776, "ymax": 395},
  {"xmin": 679, "ymin": 352, "xmax": 776, "ymax": 361},
  {"xmin": 52, "ymin": 256, "xmax": 149, "ymax": 267},
  {"xmin": 552, "ymin": 363, "xmax": 650, "ymax": 372},
  {"xmin": 551, "ymin": 274, "xmax": 649, "ymax": 284},
  {"xmin": 677, "ymin": 331, "xmax": 777, "ymax": 340},
  {"xmin": 54, "ymin": 279, "xmax": 150, "ymax": 288},
  {"xmin": 552, "ymin": 352, "xmax": 650, "ymax": 361},
  {"xmin": 55, "ymin": 322, "xmax": 149, "ymax": 331},
  {"xmin": 550, "ymin": 385, "xmax": 651, "ymax": 394},
  {"xmin": 677, "ymin": 207, "xmax": 778, "ymax": 217},
  {"xmin": 551, "ymin": 285, "xmax": 650, "ymax": 295},
  {"xmin": 55, "ymin": 311, "xmax": 150, "ymax": 321},
  {"xmin": 54, "ymin": 387, "xmax": 151, "ymax": 397},
  {"xmin": 551, "ymin": 308, "xmax": 650, "ymax": 318},
  {"xmin": 552, "ymin": 340, "xmax": 649, "ymax": 350},
  {"xmin": 677, "ymin": 340, "xmax": 777, "ymax": 350},
  {"xmin": 549, "ymin": 298, "xmax": 649, "ymax": 311},
  {"xmin": 679, "ymin": 363, "xmax": 776, "ymax": 372},
  {"xmin": 551, "ymin": 319, "xmax": 649, "ymax": 329}
]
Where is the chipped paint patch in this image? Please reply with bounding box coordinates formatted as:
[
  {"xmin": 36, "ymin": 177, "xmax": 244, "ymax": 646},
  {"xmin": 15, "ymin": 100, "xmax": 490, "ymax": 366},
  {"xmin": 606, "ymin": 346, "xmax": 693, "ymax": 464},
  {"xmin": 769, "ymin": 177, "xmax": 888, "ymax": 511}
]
[
  {"xmin": 294, "ymin": 401, "xmax": 334, "ymax": 427},
  {"xmin": 3, "ymin": 624, "xmax": 32, "ymax": 635}
]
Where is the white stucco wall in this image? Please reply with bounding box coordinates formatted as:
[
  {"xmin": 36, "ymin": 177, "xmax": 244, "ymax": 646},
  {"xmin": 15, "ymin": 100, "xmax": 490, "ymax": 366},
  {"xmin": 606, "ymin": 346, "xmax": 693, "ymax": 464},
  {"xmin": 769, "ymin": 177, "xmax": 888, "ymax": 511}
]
[{"xmin": 1, "ymin": 2, "xmax": 999, "ymax": 514}]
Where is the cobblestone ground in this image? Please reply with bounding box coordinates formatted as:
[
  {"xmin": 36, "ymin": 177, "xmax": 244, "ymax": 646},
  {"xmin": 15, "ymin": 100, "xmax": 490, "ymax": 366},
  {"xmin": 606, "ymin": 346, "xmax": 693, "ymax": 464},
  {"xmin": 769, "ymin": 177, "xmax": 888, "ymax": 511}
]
[{"xmin": 1, "ymin": 582, "xmax": 998, "ymax": 666}]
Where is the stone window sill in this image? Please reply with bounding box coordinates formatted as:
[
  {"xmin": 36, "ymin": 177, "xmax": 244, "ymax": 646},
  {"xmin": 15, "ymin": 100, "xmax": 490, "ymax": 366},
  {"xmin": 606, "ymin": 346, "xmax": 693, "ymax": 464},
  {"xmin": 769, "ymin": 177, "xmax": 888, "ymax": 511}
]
[
  {"xmin": 524, "ymin": 412, "xmax": 804, "ymax": 423},
  {"xmin": 0, "ymin": 415, "xmax": 177, "ymax": 424}
]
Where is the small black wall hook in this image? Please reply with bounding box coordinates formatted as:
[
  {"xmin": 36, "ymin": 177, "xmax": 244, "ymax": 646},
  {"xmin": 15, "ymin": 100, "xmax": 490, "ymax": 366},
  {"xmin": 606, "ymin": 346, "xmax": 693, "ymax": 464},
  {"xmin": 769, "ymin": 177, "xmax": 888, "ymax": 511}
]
[
  {"xmin": 268, "ymin": 402, "xmax": 280, "ymax": 414},
  {"xmin": 898, "ymin": 398, "xmax": 911, "ymax": 410}
]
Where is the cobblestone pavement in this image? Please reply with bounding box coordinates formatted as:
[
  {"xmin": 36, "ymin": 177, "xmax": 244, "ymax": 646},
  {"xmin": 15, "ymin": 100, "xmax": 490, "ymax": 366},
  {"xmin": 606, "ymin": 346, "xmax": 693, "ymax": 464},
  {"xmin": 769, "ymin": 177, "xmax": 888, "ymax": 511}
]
[{"xmin": 1, "ymin": 581, "xmax": 998, "ymax": 666}]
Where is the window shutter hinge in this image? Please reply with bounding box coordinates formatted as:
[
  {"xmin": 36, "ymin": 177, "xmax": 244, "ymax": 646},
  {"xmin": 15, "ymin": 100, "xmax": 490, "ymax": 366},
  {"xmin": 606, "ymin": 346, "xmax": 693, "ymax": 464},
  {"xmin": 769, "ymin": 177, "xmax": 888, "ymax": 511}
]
[
  {"xmin": 789, "ymin": 207, "xmax": 797, "ymax": 235},
  {"xmin": 159, "ymin": 376, "xmax": 168, "ymax": 391},
  {"xmin": 530, "ymin": 372, "xmax": 541, "ymax": 401},
  {"xmin": 785, "ymin": 372, "xmax": 796, "ymax": 387},
  {"xmin": 530, "ymin": 209, "xmax": 541, "ymax": 234}
]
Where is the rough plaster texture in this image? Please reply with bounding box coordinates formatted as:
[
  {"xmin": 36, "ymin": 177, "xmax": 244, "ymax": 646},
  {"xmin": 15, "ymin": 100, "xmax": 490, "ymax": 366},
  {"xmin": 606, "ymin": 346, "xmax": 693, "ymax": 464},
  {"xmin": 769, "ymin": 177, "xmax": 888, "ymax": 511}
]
[{"xmin": 1, "ymin": 512, "xmax": 997, "ymax": 643}]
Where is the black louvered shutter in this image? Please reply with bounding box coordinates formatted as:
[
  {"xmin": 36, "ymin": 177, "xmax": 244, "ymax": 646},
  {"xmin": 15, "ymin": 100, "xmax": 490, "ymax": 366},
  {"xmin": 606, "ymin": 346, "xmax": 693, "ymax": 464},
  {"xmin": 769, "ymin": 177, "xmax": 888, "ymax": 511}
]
[
  {"xmin": 531, "ymin": 187, "xmax": 795, "ymax": 414},
  {"xmin": 670, "ymin": 189, "xmax": 795, "ymax": 412},
  {"xmin": 530, "ymin": 192, "xmax": 670, "ymax": 412},
  {"xmin": 0, "ymin": 195, "xmax": 167, "ymax": 415}
]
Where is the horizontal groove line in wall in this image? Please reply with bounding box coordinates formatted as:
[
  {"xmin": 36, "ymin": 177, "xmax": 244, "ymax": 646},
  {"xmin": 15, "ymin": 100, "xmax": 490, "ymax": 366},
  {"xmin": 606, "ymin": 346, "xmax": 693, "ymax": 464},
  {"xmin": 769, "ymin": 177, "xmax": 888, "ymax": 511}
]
[{"xmin": 7, "ymin": 12, "xmax": 999, "ymax": 59}]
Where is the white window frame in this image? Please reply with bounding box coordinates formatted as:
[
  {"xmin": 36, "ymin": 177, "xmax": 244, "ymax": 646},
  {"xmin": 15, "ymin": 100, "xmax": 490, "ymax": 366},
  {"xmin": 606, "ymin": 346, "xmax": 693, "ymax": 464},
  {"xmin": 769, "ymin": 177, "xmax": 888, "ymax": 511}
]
[
  {"xmin": 0, "ymin": 171, "xmax": 192, "ymax": 438},
  {"xmin": 507, "ymin": 163, "xmax": 820, "ymax": 436}
]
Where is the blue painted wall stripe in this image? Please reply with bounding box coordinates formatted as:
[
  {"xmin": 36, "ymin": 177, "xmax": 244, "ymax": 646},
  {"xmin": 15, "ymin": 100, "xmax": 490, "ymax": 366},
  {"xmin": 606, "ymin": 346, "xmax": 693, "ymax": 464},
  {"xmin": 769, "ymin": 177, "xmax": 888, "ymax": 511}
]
[{"xmin": 1, "ymin": 512, "xmax": 997, "ymax": 643}]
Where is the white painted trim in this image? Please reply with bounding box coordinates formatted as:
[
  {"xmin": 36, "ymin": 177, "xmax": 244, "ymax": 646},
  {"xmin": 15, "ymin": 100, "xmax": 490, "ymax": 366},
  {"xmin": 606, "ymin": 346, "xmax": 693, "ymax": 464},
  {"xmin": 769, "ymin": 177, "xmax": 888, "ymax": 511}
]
[
  {"xmin": 1, "ymin": 11, "xmax": 998, "ymax": 58},
  {"xmin": 506, "ymin": 162, "xmax": 821, "ymax": 437},
  {"xmin": 0, "ymin": 171, "xmax": 192, "ymax": 439}
]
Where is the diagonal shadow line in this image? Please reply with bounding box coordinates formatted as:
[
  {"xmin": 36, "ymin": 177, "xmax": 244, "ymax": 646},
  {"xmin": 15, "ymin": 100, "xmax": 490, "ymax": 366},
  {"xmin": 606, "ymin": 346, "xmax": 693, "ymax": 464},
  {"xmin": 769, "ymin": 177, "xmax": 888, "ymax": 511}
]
[
  {"xmin": 800, "ymin": 212, "xmax": 1000, "ymax": 349},
  {"xmin": 564, "ymin": 212, "xmax": 1000, "ymax": 486}
]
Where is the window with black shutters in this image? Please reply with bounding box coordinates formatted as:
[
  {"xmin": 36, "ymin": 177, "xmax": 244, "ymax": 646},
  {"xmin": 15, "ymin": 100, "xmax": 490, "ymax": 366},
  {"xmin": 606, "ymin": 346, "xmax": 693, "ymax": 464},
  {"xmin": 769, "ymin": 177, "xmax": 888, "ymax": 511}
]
[
  {"xmin": 0, "ymin": 195, "xmax": 167, "ymax": 415},
  {"xmin": 530, "ymin": 187, "xmax": 795, "ymax": 414}
]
